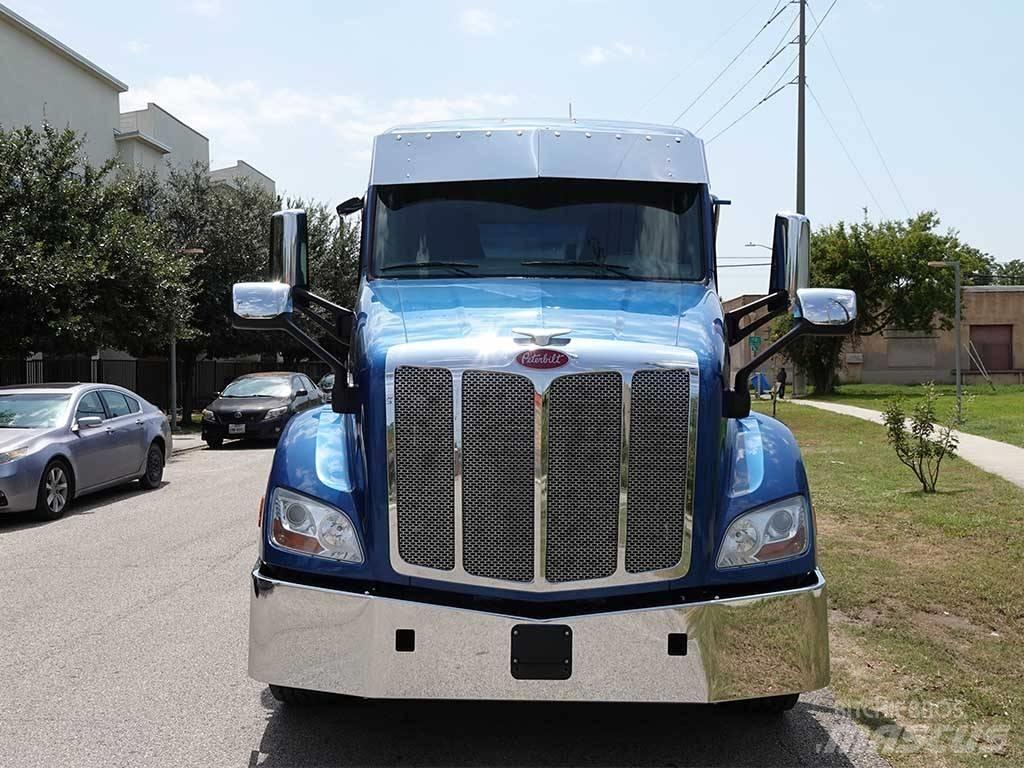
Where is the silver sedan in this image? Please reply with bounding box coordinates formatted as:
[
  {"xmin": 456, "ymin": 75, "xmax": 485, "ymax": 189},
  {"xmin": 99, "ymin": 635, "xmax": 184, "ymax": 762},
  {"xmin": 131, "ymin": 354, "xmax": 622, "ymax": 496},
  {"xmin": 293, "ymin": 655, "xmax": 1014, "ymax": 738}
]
[{"xmin": 0, "ymin": 383, "xmax": 172, "ymax": 520}]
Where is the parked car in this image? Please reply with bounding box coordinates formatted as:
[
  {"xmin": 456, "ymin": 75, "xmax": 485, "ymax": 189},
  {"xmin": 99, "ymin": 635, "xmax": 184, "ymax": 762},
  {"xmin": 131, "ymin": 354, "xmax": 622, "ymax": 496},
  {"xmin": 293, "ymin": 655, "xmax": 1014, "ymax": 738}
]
[
  {"xmin": 0, "ymin": 383, "xmax": 171, "ymax": 520},
  {"xmin": 317, "ymin": 373, "xmax": 334, "ymax": 403},
  {"xmin": 201, "ymin": 372, "xmax": 323, "ymax": 449}
]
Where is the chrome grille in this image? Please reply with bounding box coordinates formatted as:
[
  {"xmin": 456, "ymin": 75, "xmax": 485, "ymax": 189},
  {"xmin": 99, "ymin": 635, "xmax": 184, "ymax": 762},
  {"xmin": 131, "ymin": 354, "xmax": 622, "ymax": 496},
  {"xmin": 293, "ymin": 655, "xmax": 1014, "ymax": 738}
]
[
  {"xmin": 392, "ymin": 366, "xmax": 455, "ymax": 570},
  {"xmin": 544, "ymin": 372, "xmax": 622, "ymax": 582},
  {"xmin": 625, "ymin": 369, "xmax": 691, "ymax": 573},
  {"xmin": 460, "ymin": 371, "xmax": 535, "ymax": 582}
]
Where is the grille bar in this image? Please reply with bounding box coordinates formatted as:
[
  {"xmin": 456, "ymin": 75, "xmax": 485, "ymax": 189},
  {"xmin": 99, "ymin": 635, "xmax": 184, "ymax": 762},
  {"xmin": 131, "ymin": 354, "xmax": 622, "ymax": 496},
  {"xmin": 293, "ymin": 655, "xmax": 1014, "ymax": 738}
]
[
  {"xmin": 392, "ymin": 366, "xmax": 455, "ymax": 570},
  {"xmin": 625, "ymin": 369, "xmax": 691, "ymax": 573},
  {"xmin": 544, "ymin": 373, "xmax": 622, "ymax": 583},
  {"xmin": 461, "ymin": 371, "xmax": 535, "ymax": 582}
]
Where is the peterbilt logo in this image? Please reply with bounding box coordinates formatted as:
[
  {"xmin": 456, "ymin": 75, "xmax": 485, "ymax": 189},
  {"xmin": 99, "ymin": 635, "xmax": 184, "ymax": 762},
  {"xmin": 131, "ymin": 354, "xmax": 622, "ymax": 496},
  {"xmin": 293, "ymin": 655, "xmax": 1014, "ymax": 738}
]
[{"xmin": 516, "ymin": 349, "xmax": 569, "ymax": 369}]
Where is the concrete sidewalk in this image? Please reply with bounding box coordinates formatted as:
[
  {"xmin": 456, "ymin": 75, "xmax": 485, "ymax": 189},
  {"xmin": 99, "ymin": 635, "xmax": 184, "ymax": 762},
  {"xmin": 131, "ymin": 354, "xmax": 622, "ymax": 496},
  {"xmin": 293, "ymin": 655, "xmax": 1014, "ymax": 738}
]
[
  {"xmin": 790, "ymin": 399, "xmax": 1024, "ymax": 490},
  {"xmin": 169, "ymin": 432, "xmax": 205, "ymax": 455}
]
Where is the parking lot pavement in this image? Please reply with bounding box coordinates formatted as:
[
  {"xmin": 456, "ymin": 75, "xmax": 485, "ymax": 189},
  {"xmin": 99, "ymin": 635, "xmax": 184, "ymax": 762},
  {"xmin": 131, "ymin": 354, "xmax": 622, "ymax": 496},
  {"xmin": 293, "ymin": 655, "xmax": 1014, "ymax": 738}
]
[{"xmin": 0, "ymin": 445, "xmax": 888, "ymax": 768}]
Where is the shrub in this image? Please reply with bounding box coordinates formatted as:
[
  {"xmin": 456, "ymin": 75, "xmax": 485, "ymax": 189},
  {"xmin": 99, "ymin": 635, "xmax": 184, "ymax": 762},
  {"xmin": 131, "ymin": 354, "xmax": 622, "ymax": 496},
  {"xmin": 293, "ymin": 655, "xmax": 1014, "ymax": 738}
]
[{"xmin": 882, "ymin": 383, "xmax": 965, "ymax": 493}]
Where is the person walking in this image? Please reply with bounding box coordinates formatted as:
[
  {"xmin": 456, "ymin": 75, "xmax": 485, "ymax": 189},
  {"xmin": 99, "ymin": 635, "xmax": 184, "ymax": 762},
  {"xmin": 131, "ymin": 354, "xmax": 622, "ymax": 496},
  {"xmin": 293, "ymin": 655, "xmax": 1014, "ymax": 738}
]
[{"xmin": 776, "ymin": 367, "xmax": 788, "ymax": 400}]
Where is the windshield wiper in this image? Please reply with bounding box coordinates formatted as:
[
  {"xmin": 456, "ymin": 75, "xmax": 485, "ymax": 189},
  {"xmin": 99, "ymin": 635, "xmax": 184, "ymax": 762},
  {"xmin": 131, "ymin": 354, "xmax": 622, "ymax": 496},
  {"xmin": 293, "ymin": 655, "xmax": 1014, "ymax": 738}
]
[
  {"xmin": 521, "ymin": 260, "xmax": 637, "ymax": 280},
  {"xmin": 381, "ymin": 261, "xmax": 479, "ymax": 277}
]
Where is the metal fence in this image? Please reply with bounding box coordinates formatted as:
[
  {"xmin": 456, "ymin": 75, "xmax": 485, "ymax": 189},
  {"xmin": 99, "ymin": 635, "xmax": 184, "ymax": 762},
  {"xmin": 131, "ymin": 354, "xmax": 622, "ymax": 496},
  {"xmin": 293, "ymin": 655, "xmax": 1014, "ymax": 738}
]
[{"xmin": 0, "ymin": 358, "xmax": 331, "ymax": 412}]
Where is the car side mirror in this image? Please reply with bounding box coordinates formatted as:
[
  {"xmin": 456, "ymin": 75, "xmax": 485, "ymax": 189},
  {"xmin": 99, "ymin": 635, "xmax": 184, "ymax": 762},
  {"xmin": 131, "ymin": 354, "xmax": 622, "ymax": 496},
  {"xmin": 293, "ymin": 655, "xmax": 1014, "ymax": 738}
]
[
  {"xmin": 75, "ymin": 416, "xmax": 103, "ymax": 431},
  {"xmin": 295, "ymin": 388, "xmax": 308, "ymax": 398}
]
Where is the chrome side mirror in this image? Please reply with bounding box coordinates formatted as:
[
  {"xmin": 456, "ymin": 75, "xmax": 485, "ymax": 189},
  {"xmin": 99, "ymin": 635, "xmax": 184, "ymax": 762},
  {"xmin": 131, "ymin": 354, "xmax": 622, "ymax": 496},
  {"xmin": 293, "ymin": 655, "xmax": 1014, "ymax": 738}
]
[
  {"xmin": 769, "ymin": 213, "xmax": 810, "ymax": 298},
  {"xmin": 270, "ymin": 209, "xmax": 309, "ymax": 287},
  {"xmin": 232, "ymin": 282, "xmax": 292, "ymax": 319},
  {"xmin": 74, "ymin": 416, "xmax": 103, "ymax": 431},
  {"xmin": 794, "ymin": 288, "xmax": 857, "ymax": 331}
]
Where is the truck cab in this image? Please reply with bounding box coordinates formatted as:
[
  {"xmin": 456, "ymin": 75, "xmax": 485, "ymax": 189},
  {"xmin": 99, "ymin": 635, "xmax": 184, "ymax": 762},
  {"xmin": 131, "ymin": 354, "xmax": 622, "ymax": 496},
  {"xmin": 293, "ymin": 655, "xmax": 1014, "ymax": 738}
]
[{"xmin": 232, "ymin": 119, "xmax": 856, "ymax": 710}]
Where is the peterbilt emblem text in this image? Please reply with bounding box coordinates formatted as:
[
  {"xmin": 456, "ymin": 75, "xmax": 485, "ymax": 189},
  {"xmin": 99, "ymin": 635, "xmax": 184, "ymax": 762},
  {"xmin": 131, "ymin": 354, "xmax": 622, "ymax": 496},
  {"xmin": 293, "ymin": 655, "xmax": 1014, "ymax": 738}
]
[{"xmin": 516, "ymin": 349, "xmax": 569, "ymax": 369}]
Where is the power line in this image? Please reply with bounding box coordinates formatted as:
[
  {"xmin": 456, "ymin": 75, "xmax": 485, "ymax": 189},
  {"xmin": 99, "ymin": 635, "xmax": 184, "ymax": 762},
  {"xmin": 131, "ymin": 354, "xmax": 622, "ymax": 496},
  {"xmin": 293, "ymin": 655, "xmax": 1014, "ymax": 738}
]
[
  {"xmin": 671, "ymin": 2, "xmax": 790, "ymax": 125},
  {"xmin": 718, "ymin": 263, "xmax": 773, "ymax": 268},
  {"xmin": 636, "ymin": 0, "xmax": 765, "ymax": 115},
  {"xmin": 807, "ymin": 84, "xmax": 887, "ymax": 217},
  {"xmin": 807, "ymin": 2, "xmax": 912, "ymax": 217},
  {"xmin": 695, "ymin": 11, "xmax": 798, "ymax": 134},
  {"xmin": 703, "ymin": 0, "xmax": 841, "ymax": 145}
]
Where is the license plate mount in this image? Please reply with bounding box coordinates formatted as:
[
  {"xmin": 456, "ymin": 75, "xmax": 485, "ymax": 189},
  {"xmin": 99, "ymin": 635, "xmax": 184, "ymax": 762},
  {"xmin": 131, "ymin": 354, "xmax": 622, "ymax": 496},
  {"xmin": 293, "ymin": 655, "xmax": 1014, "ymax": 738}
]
[
  {"xmin": 228, "ymin": 423, "xmax": 245, "ymax": 435},
  {"xmin": 511, "ymin": 624, "xmax": 572, "ymax": 680}
]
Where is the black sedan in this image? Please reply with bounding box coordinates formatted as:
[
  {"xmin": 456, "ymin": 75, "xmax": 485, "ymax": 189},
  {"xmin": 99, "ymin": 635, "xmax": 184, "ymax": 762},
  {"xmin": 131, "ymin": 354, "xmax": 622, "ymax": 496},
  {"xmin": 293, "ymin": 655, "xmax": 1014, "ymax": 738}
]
[{"xmin": 201, "ymin": 372, "xmax": 323, "ymax": 449}]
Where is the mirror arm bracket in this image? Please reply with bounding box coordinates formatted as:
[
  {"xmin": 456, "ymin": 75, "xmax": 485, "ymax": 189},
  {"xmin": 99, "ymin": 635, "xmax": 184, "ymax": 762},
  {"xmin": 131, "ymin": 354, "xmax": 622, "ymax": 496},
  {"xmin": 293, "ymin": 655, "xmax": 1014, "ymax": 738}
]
[
  {"xmin": 292, "ymin": 287, "xmax": 356, "ymax": 342},
  {"xmin": 724, "ymin": 289, "xmax": 789, "ymax": 345},
  {"xmin": 723, "ymin": 320, "xmax": 807, "ymax": 419}
]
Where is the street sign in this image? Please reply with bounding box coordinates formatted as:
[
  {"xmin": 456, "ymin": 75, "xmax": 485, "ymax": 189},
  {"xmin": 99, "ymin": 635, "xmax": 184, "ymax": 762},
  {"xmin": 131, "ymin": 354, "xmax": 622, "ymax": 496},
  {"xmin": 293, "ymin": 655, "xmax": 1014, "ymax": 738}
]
[{"xmin": 749, "ymin": 335, "xmax": 762, "ymax": 354}]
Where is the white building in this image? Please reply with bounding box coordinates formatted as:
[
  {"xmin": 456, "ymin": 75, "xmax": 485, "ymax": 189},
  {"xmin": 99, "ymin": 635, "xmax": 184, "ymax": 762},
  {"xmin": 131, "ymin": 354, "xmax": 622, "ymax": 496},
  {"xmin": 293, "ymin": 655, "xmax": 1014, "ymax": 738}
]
[
  {"xmin": 210, "ymin": 160, "xmax": 276, "ymax": 197},
  {"xmin": 0, "ymin": 3, "xmax": 273, "ymax": 189}
]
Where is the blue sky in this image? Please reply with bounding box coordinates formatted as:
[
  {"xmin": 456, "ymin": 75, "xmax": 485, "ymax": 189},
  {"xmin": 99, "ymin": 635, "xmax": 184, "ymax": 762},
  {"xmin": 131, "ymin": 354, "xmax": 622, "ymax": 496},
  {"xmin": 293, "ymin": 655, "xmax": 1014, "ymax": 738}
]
[{"xmin": 8, "ymin": 0, "xmax": 1022, "ymax": 298}]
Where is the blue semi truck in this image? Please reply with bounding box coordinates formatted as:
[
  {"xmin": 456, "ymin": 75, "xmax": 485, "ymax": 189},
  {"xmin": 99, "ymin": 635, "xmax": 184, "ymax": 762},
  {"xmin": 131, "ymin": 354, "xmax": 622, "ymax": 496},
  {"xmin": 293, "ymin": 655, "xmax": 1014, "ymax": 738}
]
[{"xmin": 232, "ymin": 119, "xmax": 856, "ymax": 711}]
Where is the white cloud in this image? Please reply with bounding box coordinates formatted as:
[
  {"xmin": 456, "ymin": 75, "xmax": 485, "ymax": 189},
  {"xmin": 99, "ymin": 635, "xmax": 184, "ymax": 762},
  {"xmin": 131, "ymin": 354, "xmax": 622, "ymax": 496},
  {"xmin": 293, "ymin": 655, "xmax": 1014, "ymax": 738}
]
[
  {"xmin": 580, "ymin": 40, "xmax": 642, "ymax": 67},
  {"xmin": 121, "ymin": 75, "xmax": 517, "ymax": 179},
  {"xmin": 123, "ymin": 40, "xmax": 150, "ymax": 55},
  {"xmin": 458, "ymin": 8, "xmax": 498, "ymax": 36},
  {"xmin": 188, "ymin": 0, "xmax": 223, "ymax": 17}
]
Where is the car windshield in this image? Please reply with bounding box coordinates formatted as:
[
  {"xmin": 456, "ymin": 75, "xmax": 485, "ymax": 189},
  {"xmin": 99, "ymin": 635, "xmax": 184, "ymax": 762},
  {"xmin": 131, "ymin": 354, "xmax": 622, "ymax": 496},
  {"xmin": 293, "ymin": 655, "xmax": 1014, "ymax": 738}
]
[
  {"xmin": 221, "ymin": 377, "xmax": 291, "ymax": 398},
  {"xmin": 0, "ymin": 393, "xmax": 71, "ymax": 428},
  {"xmin": 372, "ymin": 178, "xmax": 705, "ymax": 281}
]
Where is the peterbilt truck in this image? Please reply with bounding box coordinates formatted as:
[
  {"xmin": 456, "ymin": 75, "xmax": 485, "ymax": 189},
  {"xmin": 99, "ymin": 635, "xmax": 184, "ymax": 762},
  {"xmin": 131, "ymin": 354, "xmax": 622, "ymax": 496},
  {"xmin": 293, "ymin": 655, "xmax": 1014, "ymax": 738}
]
[{"xmin": 232, "ymin": 119, "xmax": 856, "ymax": 711}]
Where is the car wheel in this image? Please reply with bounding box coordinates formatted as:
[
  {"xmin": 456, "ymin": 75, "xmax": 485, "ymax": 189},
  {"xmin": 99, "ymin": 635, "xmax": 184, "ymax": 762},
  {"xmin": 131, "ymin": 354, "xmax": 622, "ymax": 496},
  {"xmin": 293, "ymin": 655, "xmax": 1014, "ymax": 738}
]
[
  {"xmin": 138, "ymin": 442, "xmax": 164, "ymax": 490},
  {"xmin": 34, "ymin": 460, "xmax": 72, "ymax": 520},
  {"xmin": 206, "ymin": 438, "xmax": 223, "ymax": 450}
]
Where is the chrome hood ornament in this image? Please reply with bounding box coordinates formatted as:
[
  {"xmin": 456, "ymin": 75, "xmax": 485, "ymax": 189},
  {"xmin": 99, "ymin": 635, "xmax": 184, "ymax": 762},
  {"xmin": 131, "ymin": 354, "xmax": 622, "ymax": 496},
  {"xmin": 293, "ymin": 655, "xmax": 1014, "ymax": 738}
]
[{"xmin": 511, "ymin": 327, "xmax": 572, "ymax": 346}]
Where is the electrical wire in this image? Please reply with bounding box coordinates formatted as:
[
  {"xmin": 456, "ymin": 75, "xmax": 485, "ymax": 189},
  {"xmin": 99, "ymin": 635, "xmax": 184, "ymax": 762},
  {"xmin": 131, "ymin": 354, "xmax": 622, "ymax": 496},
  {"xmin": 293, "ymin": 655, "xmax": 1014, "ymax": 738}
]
[
  {"xmin": 718, "ymin": 263, "xmax": 773, "ymax": 268},
  {"xmin": 808, "ymin": 2, "xmax": 912, "ymax": 217},
  {"xmin": 671, "ymin": 2, "xmax": 790, "ymax": 125},
  {"xmin": 807, "ymin": 84, "xmax": 887, "ymax": 217},
  {"xmin": 636, "ymin": 0, "xmax": 765, "ymax": 115},
  {"xmin": 705, "ymin": 81, "xmax": 790, "ymax": 144}
]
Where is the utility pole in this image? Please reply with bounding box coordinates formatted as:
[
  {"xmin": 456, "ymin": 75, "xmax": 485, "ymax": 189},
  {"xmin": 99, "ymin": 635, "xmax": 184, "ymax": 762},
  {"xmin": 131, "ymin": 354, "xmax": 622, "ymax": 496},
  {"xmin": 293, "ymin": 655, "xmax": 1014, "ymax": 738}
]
[{"xmin": 796, "ymin": 0, "xmax": 806, "ymax": 214}]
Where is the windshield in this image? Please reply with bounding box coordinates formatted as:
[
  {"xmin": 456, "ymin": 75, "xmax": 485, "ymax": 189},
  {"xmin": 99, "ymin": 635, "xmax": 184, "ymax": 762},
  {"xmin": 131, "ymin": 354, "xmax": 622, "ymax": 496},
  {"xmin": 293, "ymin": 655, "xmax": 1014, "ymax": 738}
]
[
  {"xmin": 221, "ymin": 377, "xmax": 291, "ymax": 398},
  {"xmin": 372, "ymin": 178, "xmax": 705, "ymax": 281},
  {"xmin": 0, "ymin": 393, "xmax": 71, "ymax": 428}
]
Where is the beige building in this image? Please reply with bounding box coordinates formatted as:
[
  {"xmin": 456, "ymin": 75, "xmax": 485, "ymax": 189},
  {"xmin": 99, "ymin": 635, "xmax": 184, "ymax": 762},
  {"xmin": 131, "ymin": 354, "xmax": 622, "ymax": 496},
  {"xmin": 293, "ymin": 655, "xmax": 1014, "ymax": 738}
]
[
  {"xmin": 0, "ymin": 4, "xmax": 127, "ymax": 164},
  {"xmin": 210, "ymin": 160, "xmax": 276, "ymax": 197},
  {"xmin": 118, "ymin": 103, "xmax": 209, "ymax": 179},
  {"xmin": 0, "ymin": 2, "xmax": 273, "ymax": 189},
  {"xmin": 724, "ymin": 286, "xmax": 1024, "ymax": 388}
]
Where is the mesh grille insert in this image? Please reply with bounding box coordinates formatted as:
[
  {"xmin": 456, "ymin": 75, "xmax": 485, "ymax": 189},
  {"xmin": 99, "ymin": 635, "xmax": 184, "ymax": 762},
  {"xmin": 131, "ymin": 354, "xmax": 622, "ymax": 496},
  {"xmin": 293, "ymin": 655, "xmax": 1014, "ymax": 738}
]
[
  {"xmin": 393, "ymin": 366, "xmax": 455, "ymax": 570},
  {"xmin": 461, "ymin": 371, "xmax": 536, "ymax": 582},
  {"xmin": 544, "ymin": 372, "xmax": 622, "ymax": 582},
  {"xmin": 625, "ymin": 369, "xmax": 691, "ymax": 573}
]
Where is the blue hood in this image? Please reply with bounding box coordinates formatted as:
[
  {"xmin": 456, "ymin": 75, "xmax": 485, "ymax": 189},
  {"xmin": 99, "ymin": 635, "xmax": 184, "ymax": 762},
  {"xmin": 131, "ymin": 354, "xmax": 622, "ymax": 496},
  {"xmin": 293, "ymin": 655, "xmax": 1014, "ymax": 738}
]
[{"xmin": 356, "ymin": 277, "xmax": 727, "ymax": 369}]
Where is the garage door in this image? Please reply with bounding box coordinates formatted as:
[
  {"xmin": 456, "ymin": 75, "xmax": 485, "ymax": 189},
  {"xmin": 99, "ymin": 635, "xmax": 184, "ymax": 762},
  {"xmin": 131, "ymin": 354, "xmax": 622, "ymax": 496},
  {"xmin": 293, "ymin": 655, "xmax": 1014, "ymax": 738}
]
[{"xmin": 970, "ymin": 324, "xmax": 1013, "ymax": 371}]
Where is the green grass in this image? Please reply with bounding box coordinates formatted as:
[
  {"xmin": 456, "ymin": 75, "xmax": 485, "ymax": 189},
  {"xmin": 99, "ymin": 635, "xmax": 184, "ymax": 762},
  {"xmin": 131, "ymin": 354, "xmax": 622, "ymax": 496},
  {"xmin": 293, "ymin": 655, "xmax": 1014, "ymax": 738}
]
[
  {"xmin": 754, "ymin": 401, "xmax": 1024, "ymax": 767},
  {"xmin": 808, "ymin": 383, "xmax": 1024, "ymax": 448}
]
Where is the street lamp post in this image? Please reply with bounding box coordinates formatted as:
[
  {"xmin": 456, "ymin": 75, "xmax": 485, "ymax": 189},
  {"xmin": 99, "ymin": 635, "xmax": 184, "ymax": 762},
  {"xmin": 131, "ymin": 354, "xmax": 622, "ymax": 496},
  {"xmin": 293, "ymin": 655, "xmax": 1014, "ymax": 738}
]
[
  {"xmin": 171, "ymin": 248, "xmax": 205, "ymax": 432},
  {"xmin": 928, "ymin": 260, "xmax": 962, "ymax": 420}
]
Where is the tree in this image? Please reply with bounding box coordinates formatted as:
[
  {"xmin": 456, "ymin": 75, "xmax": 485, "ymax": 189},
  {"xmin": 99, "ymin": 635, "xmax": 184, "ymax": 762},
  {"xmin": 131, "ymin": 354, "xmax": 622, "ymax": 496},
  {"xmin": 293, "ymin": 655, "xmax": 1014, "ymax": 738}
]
[
  {"xmin": 0, "ymin": 124, "xmax": 189, "ymax": 359},
  {"xmin": 775, "ymin": 212, "xmax": 994, "ymax": 393},
  {"xmin": 882, "ymin": 383, "xmax": 964, "ymax": 493}
]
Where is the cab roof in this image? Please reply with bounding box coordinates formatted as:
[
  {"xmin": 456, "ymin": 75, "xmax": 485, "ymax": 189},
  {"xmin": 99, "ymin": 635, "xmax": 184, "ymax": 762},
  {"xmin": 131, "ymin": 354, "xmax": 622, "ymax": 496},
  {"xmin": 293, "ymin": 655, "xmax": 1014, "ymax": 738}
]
[{"xmin": 370, "ymin": 118, "xmax": 709, "ymax": 187}]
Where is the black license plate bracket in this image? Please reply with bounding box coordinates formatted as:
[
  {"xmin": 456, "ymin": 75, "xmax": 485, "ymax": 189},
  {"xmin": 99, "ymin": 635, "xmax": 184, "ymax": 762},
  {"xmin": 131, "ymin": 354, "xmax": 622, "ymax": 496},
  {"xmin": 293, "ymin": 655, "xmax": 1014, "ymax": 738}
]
[{"xmin": 510, "ymin": 624, "xmax": 572, "ymax": 680}]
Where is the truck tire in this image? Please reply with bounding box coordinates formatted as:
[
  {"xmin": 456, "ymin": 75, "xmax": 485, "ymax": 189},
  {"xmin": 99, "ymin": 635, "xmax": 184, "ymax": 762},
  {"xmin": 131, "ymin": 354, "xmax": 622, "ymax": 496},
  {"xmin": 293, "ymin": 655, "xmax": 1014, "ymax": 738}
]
[
  {"xmin": 268, "ymin": 684, "xmax": 333, "ymax": 706},
  {"xmin": 724, "ymin": 693, "xmax": 799, "ymax": 715}
]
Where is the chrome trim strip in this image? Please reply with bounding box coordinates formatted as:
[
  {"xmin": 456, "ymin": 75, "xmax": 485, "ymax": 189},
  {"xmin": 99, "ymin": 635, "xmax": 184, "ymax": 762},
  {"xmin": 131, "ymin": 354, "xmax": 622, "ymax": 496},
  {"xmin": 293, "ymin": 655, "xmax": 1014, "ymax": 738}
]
[
  {"xmin": 385, "ymin": 337, "xmax": 700, "ymax": 592},
  {"xmin": 249, "ymin": 568, "xmax": 829, "ymax": 703}
]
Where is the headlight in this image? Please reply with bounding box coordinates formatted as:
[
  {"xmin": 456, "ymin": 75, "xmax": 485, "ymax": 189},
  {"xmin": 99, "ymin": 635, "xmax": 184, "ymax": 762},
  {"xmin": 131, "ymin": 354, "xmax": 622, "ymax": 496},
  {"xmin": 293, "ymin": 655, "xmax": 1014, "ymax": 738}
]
[
  {"xmin": 264, "ymin": 406, "xmax": 288, "ymax": 420},
  {"xmin": 0, "ymin": 447, "xmax": 29, "ymax": 464},
  {"xmin": 201, "ymin": 409, "xmax": 215, "ymax": 422},
  {"xmin": 269, "ymin": 487, "xmax": 363, "ymax": 563},
  {"xmin": 717, "ymin": 495, "xmax": 810, "ymax": 568}
]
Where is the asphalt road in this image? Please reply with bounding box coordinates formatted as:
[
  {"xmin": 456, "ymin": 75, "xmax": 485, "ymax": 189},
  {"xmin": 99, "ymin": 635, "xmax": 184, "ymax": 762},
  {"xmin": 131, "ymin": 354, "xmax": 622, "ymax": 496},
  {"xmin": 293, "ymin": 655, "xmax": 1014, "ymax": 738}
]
[{"xmin": 0, "ymin": 445, "xmax": 888, "ymax": 768}]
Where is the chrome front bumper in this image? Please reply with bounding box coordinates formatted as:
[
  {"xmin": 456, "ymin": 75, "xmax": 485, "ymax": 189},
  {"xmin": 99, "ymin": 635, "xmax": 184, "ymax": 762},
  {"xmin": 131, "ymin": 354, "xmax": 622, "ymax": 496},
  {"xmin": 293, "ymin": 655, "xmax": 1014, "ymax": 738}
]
[{"xmin": 249, "ymin": 568, "xmax": 829, "ymax": 703}]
